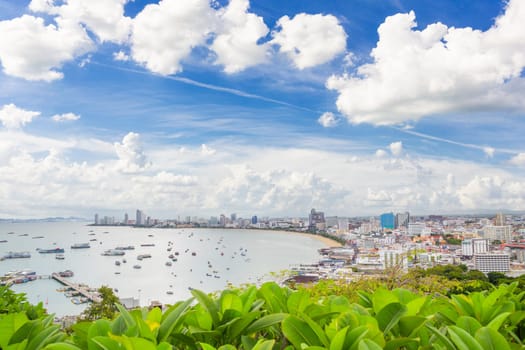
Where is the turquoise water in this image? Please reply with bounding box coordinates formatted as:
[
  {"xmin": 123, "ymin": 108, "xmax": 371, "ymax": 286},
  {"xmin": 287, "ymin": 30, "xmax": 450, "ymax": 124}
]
[{"xmin": 0, "ymin": 222, "xmax": 326, "ymax": 316}]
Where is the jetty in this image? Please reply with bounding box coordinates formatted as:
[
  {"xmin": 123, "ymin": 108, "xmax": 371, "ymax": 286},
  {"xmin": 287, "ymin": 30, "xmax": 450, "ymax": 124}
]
[{"xmin": 51, "ymin": 273, "xmax": 101, "ymax": 303}]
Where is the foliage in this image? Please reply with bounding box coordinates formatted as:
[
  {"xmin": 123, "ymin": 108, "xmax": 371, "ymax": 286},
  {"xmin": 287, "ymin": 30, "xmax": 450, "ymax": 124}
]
[
  {"xmin": 80, "ymin": 286, "xmax": 119, "ymax": 321},
  {"xmin": 0, "ymin": 285, "xmax": 47, "ymax": 320}
]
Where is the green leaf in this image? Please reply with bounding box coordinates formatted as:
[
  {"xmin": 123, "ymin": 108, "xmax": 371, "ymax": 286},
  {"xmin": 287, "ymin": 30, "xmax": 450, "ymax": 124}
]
[
  {"xmin": 486, "ymin": 312, "xmax": 511, "ymax": 331},
  {"xmin": 287, "ymin": 291, "xmax": 312, "ymax": 315},
  {"xmin": 126, "ymin": 337, "xmax": 157, "ymax": 350},
  {"xmin": 301, "ymin": 313, "xmax": 330, "ymax": 348},
  {"xmin": 218, "ymin": 345, "xmax": 236, "ymax": 350},
  {"xmin": 252, "ymin": 339, "xmax": 275, "ymax": 350},
  {"xmin": 383, "ymin": 337, "xmax": 419, "ymax": 350},
  {"xmin": 405, "ymin": 296, "xmax": 430, "ymax": 316},
  {"xmin": 91, "ymin": 336, "xmax": 120, "ymax": 350},
  {"xmin": 157, "ymin": 297, "xmax": 193, "ymax": 342},
  {"xmin": 376, "ymin": 302, "xmax": 406, "ymax": 334},
  {"xmin": 357, "ymin": 339, "xmax": 382, "ymax": 350},
  {"xmin": 220, "ymin": 292, "xmax": 243, "ymax": 314},
  {"xmin": 192, "ymin": 289, "xmax": 220, "ymax": 327},
  {"xmin": 199, "ymin": 343, "xmax": 217, "ymax": 350},
  {"xmin": 227, "ymin": 311, "xmax": 261, "ymax": 340},
  {"xmin": 87, "ymin": 320, "xmax": 111, "ymax": 350},
  {"xmin": 328, "ymin": 296, "xmax": 351, "ymax": 314},
  {"xmin": 44, "ymin": 343, "xmax": 83, "ymax": 350},
  {"xmin": 475, "ymin": 327, "xmax": 511, "ymax": 350},
  {"xmin": 451, "ymin": 295, "xmax": 475, "ymax": 318},
  {"xmin": 241, "ymin": 335, "xmax": 256, "ymax": 350},
  {"xmin": 0, "ymin": 313, "xmax": 29, "ymax": 349},
  {"xmin": 425, "ymin": 324, "xmax": 455, "ymax": 350},
  {"xmin": 147, "ymin": 308, "xmax": 162, "ymax": 325},
  {"xmin": 456, "ymin": 316, "xmax": 482, "ymax": 336},
  {"xmin": 329, "ymin": 326, "xmax": 348, "ymax": 350},
  {"xmin": 345, "ymin": 326, "xmax": 369, "ymax": 350},
  {"xmin": 155, "ymin": 342, "xmax": 172, "ymax": 350},
  {"xmin": 282, "ymin": 315, "xmax": 322, "ymax": 349},
  {"xmin": 257, "ymin": 282, "xmax": 288, "ymax": 313},
  {"xmin": 448, "ymin": 326, "xmax": 483, "ymax": 350},
  {"xmin": 244, "ymin": 313, "xmax": 287, "ymax": 334},
  {"xmin": 398, "ymin": 316, "xmax": 426, "ymax": 337},
  {"xmin": 371, "ymin": 289, "xmax": 398, "ymax": 314},
  {"xmin": 115, "ymin": 304, "xmax": 136, "ymax": 330}
]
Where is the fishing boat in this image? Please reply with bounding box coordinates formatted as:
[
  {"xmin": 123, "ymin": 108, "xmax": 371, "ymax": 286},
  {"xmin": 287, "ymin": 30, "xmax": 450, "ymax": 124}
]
[
  {"xmin": 101, "ymin": 249, "xmax": 125, "ymax": 256},
  {"xmin": 37, "ymin": 248, "xmax": 65, "ymax": 254},
  {"xmin": 55, "ymin": 254, "xmax": 65, "ymax": 260},
  {"xmin": 71, "ymin": 243, "xmax": 90, "ymax": 249}
]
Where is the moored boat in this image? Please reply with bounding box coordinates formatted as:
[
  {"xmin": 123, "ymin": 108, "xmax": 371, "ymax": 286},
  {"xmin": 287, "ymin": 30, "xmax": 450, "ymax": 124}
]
[
  {"xmin": 71, "ymin": 243, "xmax": 90, "ymax": 249},
  {"xmin": 101, "ymin": 249, "xmax": 125, "ymax": 256},
  {"xmin": 37, "ymin": 248, "xmax": 65, "ymax": 254}
]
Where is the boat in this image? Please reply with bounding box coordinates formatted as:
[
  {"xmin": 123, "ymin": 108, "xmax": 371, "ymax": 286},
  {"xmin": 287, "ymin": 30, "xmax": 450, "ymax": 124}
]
[
  {"xmin": 56, "ymin": 254, "xmax": 65, "ymax": 260},
  {"xmin": 137, "ymin": 254, "xmax": 151, "ymax": 260},
  {"xmin": 71, "ymin": 243, "xmax": 90, "ymax": 249},
  {"xmin": 0, "ymin": 240, "xmax": 7, "ymax": 243},
  {"xmin": 89, "ymin": 238, "xmax": 97, "ymax": 241},
  {"xmin": 122, "ymin": 259, "xmax": 127, "ymax": 263},
  {"xmin": 58, "ymin": 270, "xmax": 74, "ymax": 277},
  {"xmin": 37, "ymin": 248, "xmax": 65, "ymax": 254},
  {"xmin": 166, "ymin": 291, "xmax": 173, "ymax": 295},
  {"xmin": 32, "ymin": 236, "xmax": 44, "ymax": 239},
  {"xmin": 191, "ymin": 252, "xmax": 196, "ymax": 256},
  {"xmin": 7, "ymin": 232, "xmax": 14, "ymax": 234},
  {"xmin": 3, "ymin": 251, "xmax": 31, "ymax": 259},
  {"xmin": 115, "ymin": 260, "xmax": 121, "ymax": 266},
  {"xmin": 165, "ymin": 261, "xmax": 172, "ymax": 266},
  {"xmin": 115, "ymin": 245, "xmax": 135, "ymax": 250},
  {"xmin": 101, "ymin": 249, "xmax": 125, "ymax": 256},
  {"xmin": 140, "ymin": 243, "xmax": 155, "ymax": 247},
  {"xmin": 133, "ymin": 265, "xmax": 141, "ymax": 269}
]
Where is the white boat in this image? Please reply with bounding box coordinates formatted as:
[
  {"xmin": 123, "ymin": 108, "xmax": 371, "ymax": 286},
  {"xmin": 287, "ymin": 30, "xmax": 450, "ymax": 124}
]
[
  {"xmin": 56, "ymin": 254, "xmax": 65, "ymax": 260},
  {"xmin": 133, "ymin": 265, "xmax": 141, "ymax": 269},
  {"xmin": 101, "ymin": 249, "xmax": 125, "ymax": 256}
]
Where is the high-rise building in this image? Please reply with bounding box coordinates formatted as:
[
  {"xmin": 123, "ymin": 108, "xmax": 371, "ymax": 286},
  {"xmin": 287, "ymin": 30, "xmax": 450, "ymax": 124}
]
[
  {"xmin": 380, "ymin": 212, "xmax": 395, "ymax": 230},
  {"xmin": 219, "ymin": 214, "xmax": 226, "ymax": 227},
  {"xmin": 124, "ymin": 213, "xmax": 128, "ymax": 225},
  {"xmin": 308, "ymin": 208, "xmax": 325, "ymax": 231},
  {"xmin": 94, "ymin": 213, "xmax": 99, "ymax": 225},
  {"xmin": 474, "ymin": 253, "xmax": 510, "ymax": 273},
  {"xmin": 230, "ymin": 213, "xmax": 237, "ymax": 222},
  {"xmin": 483, "ymin": 225, "xmax": 512, "ymax": 242},
  {"xmin": 395, "ymin": 212, "xmax": 410, "ymax": 228},
  {"xmin": 136, "ymin": 209, "xmax": 144, "ymax": 226},
  {"xmin": 462, "ymin": 238, "xmax": 490, "ymax": 256},
  {"xmin": 495, "ymin": 213, "xmax": 506, "ymax": 226},
  {"xmin": 251, "ymin": 215, "xmax": 258, "ymax": 224}
]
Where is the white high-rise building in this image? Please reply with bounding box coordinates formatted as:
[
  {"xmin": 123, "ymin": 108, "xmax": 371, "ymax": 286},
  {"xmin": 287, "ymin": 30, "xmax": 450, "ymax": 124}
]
[
  {"xmin": 483, "ymin": 225, "xmax": 512, "ymax": 242},
  {"xmin": 474, "ymin": 253, "xmax": 510, "ymax": 273},
  {"xmin": 462, "ymin": 238, "xmax": 490, "ymax": 256}
]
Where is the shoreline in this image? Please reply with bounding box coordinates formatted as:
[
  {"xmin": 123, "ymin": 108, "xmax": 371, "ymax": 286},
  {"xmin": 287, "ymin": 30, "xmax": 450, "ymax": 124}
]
[{"xmin": 277, "ymin": 230, "xmax": 342, "ymax": 247}]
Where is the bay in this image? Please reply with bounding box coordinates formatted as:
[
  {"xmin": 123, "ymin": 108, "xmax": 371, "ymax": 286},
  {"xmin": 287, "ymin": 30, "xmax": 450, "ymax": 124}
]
[{"xmin": 0, "ymin": 222, "xmax": 327, "ymax": 316}]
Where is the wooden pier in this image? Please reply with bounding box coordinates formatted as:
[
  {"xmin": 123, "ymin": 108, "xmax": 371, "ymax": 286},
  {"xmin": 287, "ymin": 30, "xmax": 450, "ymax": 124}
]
[{"xmin": 51, "ymin": 273, "xmax": 101, "ymax": 303}]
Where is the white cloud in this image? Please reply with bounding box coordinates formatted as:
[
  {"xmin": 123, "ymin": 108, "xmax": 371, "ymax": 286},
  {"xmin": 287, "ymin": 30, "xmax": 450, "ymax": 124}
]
[
  {"xmin": 0, "ymin": 15, "xmax": 93, "ymax": 81},
  {"xmin": 211, "ymin": 0, "xmax": 269, "ymax": 73},
  {"xmin": 114, "ymin": 132, "xmax": 149, "ymax": 173},
  {"xmin": 201, "ymin": 144, "xmax": 217, "ymax": 156},
  {"xmin": 509, "ymin": 153, "xmax": 525, "ymax": 166},
  {"xmin": 29, "ymin": 0, "xmax": 132, "ymax": 44},
  {"xmin": 0, "ymin": 104, "xmax": 40, "ymax": 129},
  {"xmin": 113, "ymin": 50, "xmax": 129, "ymax": 61},
  {"xmin": 51, "ymin": 112, "xmax": 80, "ymax": 122},
  {"xmin": 271, "ymin": 13, "xmax": 347, "ymax": 69},
  {"xmin": 318, "ymin": 112, "xmax": 338, "ymax": 127},
  {"xmin": 389, "ymin": 141, "xmax": 403, "ymax": 156},
  {"xmin": 131, "ymin": 0, "xmax": 216, "ymax": 75},
  {"xmin": 327, "ymin": 0, "xmax": 525, "ymax": 125},
  {"xmin": 483, "ymin": 146, "xmax": 495, "ymax": 158},
  {"xmin": 375, "ymin": 149, "xmax": 387, "ymax": 158}
]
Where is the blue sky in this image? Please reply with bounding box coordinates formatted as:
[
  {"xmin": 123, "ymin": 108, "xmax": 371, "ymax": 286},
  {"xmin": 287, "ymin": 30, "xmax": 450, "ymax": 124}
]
[{"xmin": 0, "ymin": 0, "xmax": 524, "ymax": 219}]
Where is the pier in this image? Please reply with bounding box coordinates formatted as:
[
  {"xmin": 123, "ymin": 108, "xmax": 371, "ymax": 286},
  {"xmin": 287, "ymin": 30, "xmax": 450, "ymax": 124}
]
[{"xmin": 51, "ymin": 273, "xmax": 101, "ymax": 303}]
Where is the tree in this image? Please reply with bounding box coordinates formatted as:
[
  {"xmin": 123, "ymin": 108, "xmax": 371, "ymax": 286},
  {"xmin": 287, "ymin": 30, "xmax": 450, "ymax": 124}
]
[{"xmin": 81, "ymin": 285, "xmax": 119, "ymax": 321}]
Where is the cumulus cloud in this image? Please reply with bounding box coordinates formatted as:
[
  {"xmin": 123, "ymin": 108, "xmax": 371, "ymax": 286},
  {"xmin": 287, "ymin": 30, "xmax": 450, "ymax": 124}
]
[
  {"xmin": 327, "ymin": 0, "xmax": 525, "ymax": 125},
  {"xmin": 211, "ymin": 0, "xmax": 269, "ymax": 73},
  {"xmin": 0, "ymin": 104, "xmax": 40, "ymax": 129},
  {"xmin": 375, "ymin": 149, "xmax": 387, "ymax": 158},
  {"xmin": 271, "ymin": 13, "xmax": 347, "ymax": 69},
  {"xmin": 29, "ymin": 0, "xmax": 132, "ymax": 43},
  {"xmin": 201, "ymin": 144, "xmax": 216, "ymax": 156},
  {"xmin": 131, "ymin": 0, "xmax": 216, "ymax": 75},
  {"xmin": 0, "ymin": 15, "xmax": 93, "ymax": 81},
  {"xmin": 509, "ymin": 153, "xmax": 525, "ymax": 166},
  {"xmin": 113, "ymin": 51, "xmax": 129, "ymax": 61},
  {"xmin": 114, "ymin": 132, "xmax": 149, "ymax": 173},
  {"xmin": 318, "ymin": 112, "xmax": 339, "ymax": 127},
  {"xmin": 51, "ymin": 112, "xmax": 80, "ymax": 122},
  {"xmin": 389, "ymin": 141, "xmax": 403, "ymax": 156}
]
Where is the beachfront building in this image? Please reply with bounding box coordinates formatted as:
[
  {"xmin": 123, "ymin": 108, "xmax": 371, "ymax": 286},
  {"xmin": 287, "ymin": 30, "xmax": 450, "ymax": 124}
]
[{"xmin": 309, "ymin": 208, "xmax": 325, "ymax": 231}]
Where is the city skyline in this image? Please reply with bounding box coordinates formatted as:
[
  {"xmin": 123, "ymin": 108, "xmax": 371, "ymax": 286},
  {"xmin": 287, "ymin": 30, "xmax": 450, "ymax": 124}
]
[{"xmin": 1, "ymin": 0, "xmax": 525, "ymax": 218}]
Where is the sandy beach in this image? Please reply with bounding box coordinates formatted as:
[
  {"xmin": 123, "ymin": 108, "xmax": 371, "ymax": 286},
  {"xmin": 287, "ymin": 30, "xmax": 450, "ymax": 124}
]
[{"xmin": 278, "ymin": 230, "xmax": 342, "ymax": 247}]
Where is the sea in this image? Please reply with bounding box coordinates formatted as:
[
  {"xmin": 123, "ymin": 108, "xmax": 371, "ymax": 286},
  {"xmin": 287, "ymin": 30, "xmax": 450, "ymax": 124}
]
[{"xmin": 0, "ymin": 222, "xmax": 327, "ymax": 317}]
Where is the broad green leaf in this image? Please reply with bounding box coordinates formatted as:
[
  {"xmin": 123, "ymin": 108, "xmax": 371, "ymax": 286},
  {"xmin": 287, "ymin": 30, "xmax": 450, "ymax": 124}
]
[
  {"xmin": 301, "ymin": 312, "xmax": 330, "ymax": 348},
  {"xmin": 147, "ymin": 308, "xmax": 162, "ymax": 325},
  {"xmin": 425, "ymin": 324, "xmax": 455, "ymax": 350},
  {"xmin": 218, "ymin": 345, "xmax": 236, "ymax": 350},
  {"xmin": 371, "ymin": 289, "xmax": 398, "ymax": 314},
  {"xmin": 91, "ymin": 336, "xmax": 120, "ymax": 350},
  {"xmin": 329, "ymin": 296, "xmax": 351, "ymax": 314},
  {"xmin": 110, "ymin": 316, "xmax": 127, "ymax": 336},
  {"xmin": 475, "ymin": 327, "xmax": 511, "ymax": 350},
  {"xmin": 252, "ymin": 339, "xmax": 275, "ymax": 350},
  {"xmin": 70, "ymin": 321, "xmax": 91, "ymax": 349},
  {"xmin": 392, "ymin": 289, "xmax": 418, "ymax": 305},
  {"xmin": 45, "ymin": 342, "xmax": 83, "ymax": 350},
  {"xmin": 157, "ymin": 298, "xmax": 193, "ymax": 342},
  {"xmin": 384, "ymin": 337, "xmax": 418, "ymax": 350},
  {"xmin": 192, "ymin": 289, "xmax": 220, "ymax": 327},
  {"xmin": 227, "ymin": 311, "xmax": 260, "ymax": 340},
  {"xmin": 405, "ymin": 296, "xmax": 430, "ymax": 316},
  {"xmin": 115, "ymin": 304, "xmax": 136, "ymax": 329},
  {"xmin": 156, "ymin": 342, "xmax": 172, "ymax": 350},
  {"xmin": 239, "ymin": 286, "xmax": 258, "ymax": 313},
  {"xmin": 87, "ymin": 320, "xmax": 111, "ymax": 350},
  {"xmin": 257, "ymin": 282, "xmax": 288, "ymax": 313},
  {"xmin": 26, "ymin": 326, "xmax": 60, "ymax": 350},
  {"xmin": 448, "ymin": 326, "xmax": 483, "ymax": 350},
  {"xmin": 287, "ymin": 291, "xmax": 312, "ymax": 315},
  {"xmin": 6, "ymin": 338, "xmax": 28, "ymax": 350},
  {"xmin": 126, "ymin": 337, "xmax": 157, "ymax": 350},
  {"xmin": 345, "ymin": 326, "xmax": 369, "ymax": 350},
  {"xmin": 451, "ymin": 295, "xmax": 475, "ymax": 318},
  {"xmin": 241, "ymin": 335, "xmax": 256, "ymax": 350},
  {"xmin": 282, "ymin": 315, "xmax": 322, "ymax": 349},
  {"xmin": 398, "ymin": 316, "xmax": 426, "ymax": 337},
  {"xmin": 244, "ymin": 313, "xmax": 287, "ymax": 334},
  {"xmin": 376, "ymin": 302, "xmax": 406, "ymax": 334},
  {"xmin": 0, "ymin": 313, "xmax": 29, "ymax": 349},
  {"xmin": 325, "ymin": 312, "xmax": 359, "ymax": 339},
  {"xmin": 199, "ymin": 343, "xmax": 216, "ymax": 350},
  {"xmin": 220, "ymin": 292, "xmax": 243, "ymax": 314},
  {"xmin": 184, "ymin": 307, "xmax": 213, "ymax": 331},
  {"xmin": 486, "ymin": 312, "xmax": 511, "ymax": 331},
  {"xmin": 455, "ymin": 316, "xmax": 482, "ymax": 336},
  {"xmin": 329, "ymin": 326, "xmax": 348, "ymax": 350},
  {"xmin": 358, "ymin": 339, "xmax": 382, "ymax": 350}
]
